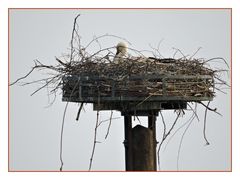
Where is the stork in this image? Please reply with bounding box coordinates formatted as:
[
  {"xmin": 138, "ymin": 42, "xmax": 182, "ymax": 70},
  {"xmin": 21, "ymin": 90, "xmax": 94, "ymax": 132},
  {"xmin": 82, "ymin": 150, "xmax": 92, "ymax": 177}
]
[{"xmin": 114, "ymin": 42, "xmax": 128, "ymax": 63}]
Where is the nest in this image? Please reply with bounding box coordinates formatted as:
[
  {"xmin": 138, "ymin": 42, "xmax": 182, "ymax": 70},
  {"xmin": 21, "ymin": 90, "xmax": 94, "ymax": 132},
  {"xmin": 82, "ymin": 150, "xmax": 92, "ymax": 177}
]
[{"xmin": 62, "ymin": 56, "xmax": 215, "ymax": 102}]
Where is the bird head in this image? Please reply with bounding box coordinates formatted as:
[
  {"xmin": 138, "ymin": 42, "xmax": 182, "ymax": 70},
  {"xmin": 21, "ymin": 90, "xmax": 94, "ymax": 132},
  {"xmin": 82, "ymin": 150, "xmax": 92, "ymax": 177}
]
[{"xmin": 116, "ymin": 42, "xmax": 128, "ymax": 56}]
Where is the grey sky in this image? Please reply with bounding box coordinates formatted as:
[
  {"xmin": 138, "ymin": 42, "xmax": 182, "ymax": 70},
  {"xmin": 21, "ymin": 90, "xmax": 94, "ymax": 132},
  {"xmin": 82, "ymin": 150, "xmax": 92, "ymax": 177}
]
[{"xmin": 9, "ymin": 9, "xmax": 231, "ymax": 171}]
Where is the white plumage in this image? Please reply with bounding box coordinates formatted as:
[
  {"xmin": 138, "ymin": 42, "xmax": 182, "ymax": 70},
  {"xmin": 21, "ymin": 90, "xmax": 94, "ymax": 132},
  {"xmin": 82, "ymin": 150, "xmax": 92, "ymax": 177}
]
[
  {"xmin": 113, "ymin": 42, "xmax": 149, "ymax": 64},
  {"xmin": 113, "ymin": 42, "xmax": 128, "ymax": 63}
]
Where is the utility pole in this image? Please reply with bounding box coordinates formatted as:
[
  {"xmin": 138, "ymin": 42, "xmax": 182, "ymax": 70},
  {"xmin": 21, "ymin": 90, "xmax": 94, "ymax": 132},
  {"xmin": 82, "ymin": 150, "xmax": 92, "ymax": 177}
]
[{"xmin": 123, "ymin": 111, "xmax": 157, "ymax": 171}]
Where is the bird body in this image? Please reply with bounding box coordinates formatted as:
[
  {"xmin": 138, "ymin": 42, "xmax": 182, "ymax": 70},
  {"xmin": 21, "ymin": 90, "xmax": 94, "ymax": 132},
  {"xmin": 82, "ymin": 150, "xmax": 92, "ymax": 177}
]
[
  {"xmin": 113, "ymin": 42, "xmax": 128, "ymax": 63},
  {"xmin": 113, "ymin": 42, "xmax": 151, "ymax": 64}
]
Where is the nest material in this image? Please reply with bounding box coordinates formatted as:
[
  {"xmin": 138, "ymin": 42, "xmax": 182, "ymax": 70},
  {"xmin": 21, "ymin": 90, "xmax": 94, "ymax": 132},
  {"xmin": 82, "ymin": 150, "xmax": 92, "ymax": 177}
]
[
  {"xmin": 62, "ymin": 57, "xmax": 215, "ymax": 100},
  {"xmin": 68, "ymin": 57, "xmax": 214, "ymax": 77}
]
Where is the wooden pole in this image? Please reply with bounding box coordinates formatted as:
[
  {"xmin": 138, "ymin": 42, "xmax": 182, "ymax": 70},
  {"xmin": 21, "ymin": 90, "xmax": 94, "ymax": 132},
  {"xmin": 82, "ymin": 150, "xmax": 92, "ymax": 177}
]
[
  {"xmin": 132, "ymin": 125, "xmax": 156, "ymax": 171},
  {"xmin": 124, "ymin": 115, "xmax": 133, "ymax": 171},
  {"xmin": 148, "ymin": 115, "xmax": 157, "ymax": 170},
  {"xmin": 123, "ymin": 112, "xmax": 157, "ymax": 171}
]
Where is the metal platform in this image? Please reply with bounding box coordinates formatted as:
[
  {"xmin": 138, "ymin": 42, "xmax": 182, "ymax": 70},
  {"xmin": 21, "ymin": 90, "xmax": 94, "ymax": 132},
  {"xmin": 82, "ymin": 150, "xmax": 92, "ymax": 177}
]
[{"xmin": 62, "ymin": 74, "xmax": 213, "ymax": 111}]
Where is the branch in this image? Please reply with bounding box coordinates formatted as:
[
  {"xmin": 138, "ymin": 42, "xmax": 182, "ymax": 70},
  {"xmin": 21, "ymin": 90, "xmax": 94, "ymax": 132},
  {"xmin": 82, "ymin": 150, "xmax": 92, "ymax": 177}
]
[
  {"xmin": 88, "ymin": 110, "xmax": 99, "ymax": 171},
  {"xmin": 59, "ymin": 102, "xmax": 69, "ymax": 171},
  {"xmin": 187, "ymin": 103, "xmax": 201, "ymax": 122},
  {"xmin": 177, "ymin": 113, "xmax": 195, "ymax": 170},
  {"xmin": 163, "ymin": 104, "xmax": 197, "ymax": 152},
  {"xmin": 197, "ymin": 101, "xmax": 222, "ymax": 116},
  {"xmin": 203, "ymin": 101, "xmax": 210, "ymax": 145},
  {"xmin": 190, "ymin": 47, "xmax": 202, "ymax": 59},
  {"xmin": 59, "ymin": 79, "xmax": 80, "ymax": 171},
  {"xmin": 105, "ymin": 111, "xmax": 113, "ymax": 139},
  {"xmin": 85, "ymin": 33, "xmax": 132, "ymax": 51},
  {"xmin": 89, "ymin": 88, "xmax": 101, "ymax": 171},
  {"xmin": 157, "ymin": 111, "xmax": 181, "ymax": 170},
  {"xmin": 204, "ymin": 57, "xmax": 229, "ymax": 69},
  {"xmin": 70, "ymin": 14, "xmax": 81, "ymax": 63},
  {"xmin": 157, "ymin": 111, "xmax": 166, "ymax": 170},
  {"xmin": 97, "ymin": 117, "xmax": 121, "ymax": 128},
  {"xmin": 10, "ymin": 67, "xmax": 35, "ymax": 86},
  {"xmin": 76, "ymin": 103, "xmax": 84, "ymax": 121}
]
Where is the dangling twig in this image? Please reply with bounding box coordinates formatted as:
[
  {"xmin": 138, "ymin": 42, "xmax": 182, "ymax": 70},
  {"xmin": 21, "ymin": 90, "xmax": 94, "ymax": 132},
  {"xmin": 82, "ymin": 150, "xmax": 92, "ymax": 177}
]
[
  {"xmin": 157, "ymin": 111, "xmax": 166, "ymax": 170},
  {"xmin": 59, "ymin": 102, "xmax": 69, "ymax": 171},
  {"xmin": 187, "ymin": 103, "xmax": 200, "ymax": 122},
  {"xmin": 163, "ymin": 103, "xmax": 197, "ymax": 152},
  {"xmin": 59, "ymin": 79, "xmax": 80, "ymax": 171},
  {"xmin": 76, "ymin": 102, "xmax": 84, "ymax": 121},
  {"xmin": 177, "ymin": 113, "xmax": 196, "ymax": 170},
  {"xmin": 197, "ymin": 101, "xmax": 222, "ymax": 116},
  {"xmin": 203, "ymin": 101, "xmax": 211, "ymax": 145},
  {"xmin": 105, "ymin": 111, "xmax": 113, "ymax": 139},
  {"xmin": 89, "ymin": 87, "xmax": 101, "ymax": 171},
  {"xmin": 157, "ymin": 111, "xmax": 181, "ymax": 170},
  {"xmin": 88, "ymin": 110, "xmax": 100, "ymax": 171},
  {"xmin": 135, "ymin": 116, "xmax": 142, "ymax": 125}
]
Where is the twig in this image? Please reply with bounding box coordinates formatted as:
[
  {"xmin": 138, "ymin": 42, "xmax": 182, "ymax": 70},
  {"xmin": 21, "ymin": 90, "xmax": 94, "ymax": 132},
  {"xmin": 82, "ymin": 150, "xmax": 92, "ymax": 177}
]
[
  {"xmin": 89, "ymin": 88, "xmax": 100, "ymax": 171},
  {"xmin": 19, "ymin": 77, "xmax": 54, "ymax": 86},
  {"xmin": 70, "ymin": 14, "xmax": 81, "ymax": 63},
  {"xmin": 76, "ymin": 103, "xmax": 84, "ymax": 121},
  {"xmin": 177, "ymin": 113, "xmax": 195, "ymax": 170},
  {"xmin": 97, "ymin": 117, "xmax": 121, "ymax": 127},
  {"xmin": 197, "ymin": 101, "xmax": 222, "ymax": 116},
  {"xmin": 157, "ymin": 111, "xmax": 181, "ymax": 170},
  {"xmin": 105, "ymin": 111, "xmax": 113, "ymax": 139},
  {"xmin": 172, "ymin": 47, "xmax": 188, "ymax": 59},
  {"xmin": 135, "ymin": 116, "xmax": 141, "ymax": 125},
  {"xmin": 190, "ymin": 47, "xmax": 202, "ymax": 59},
  {"xmin": 187, "ymin": 103, "xmax": 201, "ymax": 122},
  {"xmin": 59, "ymin": 102, "xmax": 69, "ymax": 171},
  {"xmin": 30, "ymin": 79, "xmax": 55, "ymax": 96},
  {"xmin": 59, "ymin": 79, "xmax": 80, "ymax": 171},
  {"xmin": 85, "ymin": 33, "xmax": 132, "ymax": 50},
  {"xmin": 148, "ymin": 40, "xmax": 164, "ymax": 58},
  {"xmin": 10, "ymin": 67, "xmax": 35, "ymax": 86},
  {"xmin": 164, "ymin": 112, "xmax": 180, "ymax": 140},
  {"xmin": 163, "ymin": 103, "xmax": 197, "ymax": 152},
  {"xmin": 44, "ymin": 89, "xmax": 57, "ymax": 108},
  {"xmin": 157, "ymin": 111, "xmax": 166, "ymax": 170},
  {"xmin": 89, "ymin": 110, "xmax": 100, "ymax": 171},
  {"xmin": 160, "ymin": 111, "xmax": 166, "ymax": 139},
  {"xmin": 203, "ymin": 101, "xmax": 211, "ymax": 145},
  {"xmin": 204, "ymin": 57, "xmax": 229, "ymax": 69}
]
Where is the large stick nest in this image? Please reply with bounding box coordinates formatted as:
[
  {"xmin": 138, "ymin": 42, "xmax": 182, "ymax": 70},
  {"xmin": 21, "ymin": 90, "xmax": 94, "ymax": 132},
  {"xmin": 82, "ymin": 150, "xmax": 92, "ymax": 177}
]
[
  {"xmin": 61, "ymin": 55, "xmax": 219, "ymax": 100},
  {"xmin": 68, "ymin": 56, "xmax": 213, "ymax": 77}
]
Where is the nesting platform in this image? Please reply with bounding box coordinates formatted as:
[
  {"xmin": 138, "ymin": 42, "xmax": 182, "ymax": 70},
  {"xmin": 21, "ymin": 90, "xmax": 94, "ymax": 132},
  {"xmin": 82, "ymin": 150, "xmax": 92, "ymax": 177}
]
[{"xmin": 62, "ymin": 73, "xmax": 213, "ymax": 115}]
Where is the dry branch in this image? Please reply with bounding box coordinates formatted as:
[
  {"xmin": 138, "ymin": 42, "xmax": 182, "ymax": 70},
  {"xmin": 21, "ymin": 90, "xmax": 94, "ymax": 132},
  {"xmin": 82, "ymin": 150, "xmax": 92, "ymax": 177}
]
[
  {"xmin": 157, "ymin": 111, "xmax": 181, "ymax": 169},
  {"xmin": 76, "ymin": 103, "xmax": 84, "ymax": 121},
  {"xmin": 105, "ymin": 111, "xmax": 113, "ymax": 139}
]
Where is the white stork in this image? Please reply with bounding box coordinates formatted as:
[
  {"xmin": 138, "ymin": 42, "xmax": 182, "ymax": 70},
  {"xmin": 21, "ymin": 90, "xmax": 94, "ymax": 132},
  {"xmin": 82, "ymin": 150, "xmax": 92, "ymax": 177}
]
[
  {"xmin": 113, "ymin": 42, "xmax": 153, "ymax": 64},
  {"xmin": 113, "ymin": 42, "xmax": 128, "ymax": 63}
]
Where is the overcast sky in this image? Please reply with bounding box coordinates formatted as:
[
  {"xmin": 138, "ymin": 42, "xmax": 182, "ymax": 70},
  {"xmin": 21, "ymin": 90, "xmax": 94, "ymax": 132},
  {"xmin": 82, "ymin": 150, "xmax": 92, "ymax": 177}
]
[{"xmin": 9, "ymin": 9, "xmax": 231, "ymax": 171}]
